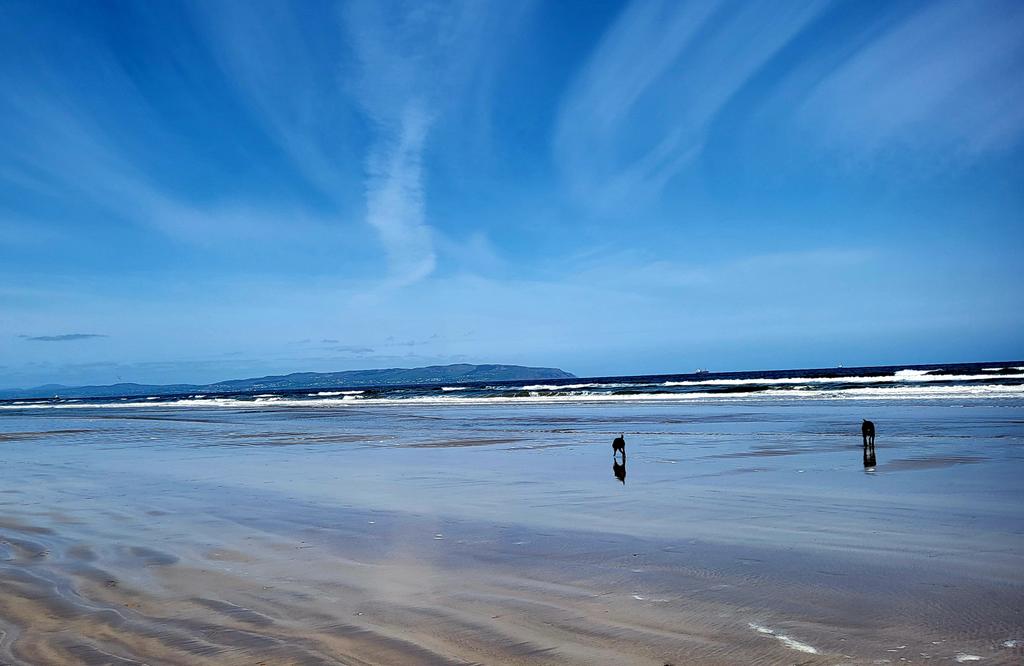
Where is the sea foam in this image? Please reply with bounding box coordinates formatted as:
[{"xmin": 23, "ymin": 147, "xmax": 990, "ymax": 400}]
[{"xmin": 748, "ymin": 623, "xmax": 819, "ymax": 654}]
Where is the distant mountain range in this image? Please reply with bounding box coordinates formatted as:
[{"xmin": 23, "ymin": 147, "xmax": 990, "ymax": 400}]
[{"xmin": 0, "ymin": 364, "xmax": 576, "ymax": 400}]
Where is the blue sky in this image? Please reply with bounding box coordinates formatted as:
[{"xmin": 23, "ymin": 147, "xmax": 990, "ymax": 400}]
[{"xmin": 1, "ymin": 0, "xmax": 1022, "ymax": 387}]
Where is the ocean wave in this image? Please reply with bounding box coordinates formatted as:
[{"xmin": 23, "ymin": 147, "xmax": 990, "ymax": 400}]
[
  {"xmin": 516, "ymin": 382, "xmax": 642, "ymax": 391},
  {"xmin": 5, "ymin": 382, "xmax": 1022, "ymax": 410},
  {"xmin": 5, "ymin": 365, "xmax": 1021, "ymax": 410},
  {"xmin": 517, "ymin": 383, "xmax": 623, "ymax": 391},
  {"xmin": 662, "ymin": 369, "xmax": 1024, "ymax": 386}
]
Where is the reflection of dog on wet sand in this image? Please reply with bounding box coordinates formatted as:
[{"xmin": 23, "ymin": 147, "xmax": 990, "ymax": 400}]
[
  {"xmin": 613, "ymin": 459, "xmax": 626, "ymax": 484},
  {"xmin": 863, "ymin": 444, "xmax": 876, "ymax": 468},
  {"xmin": 612, "ymin": 433, "xmax": 626, "ymax": 457}
]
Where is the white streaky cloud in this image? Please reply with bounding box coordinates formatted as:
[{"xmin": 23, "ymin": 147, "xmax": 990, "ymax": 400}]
[
  {"xmin": 192, "ymin": 1, "xmax": 484, "ymax": 285},
  {"xmin": 0, "ymin": 32, "xmax": 349, "ymax": 252},
  {"xmin": 343, "ymin": 0, "xmax": 510, "ymax": 286},
  {"xmin": 4, "ymin": 2, "xmax": 522, "ymax": 287},
  {"xmin": 565, "ymin": 247, "xmax": 873, "ymax": 292},
  {"xmin": 363, "ymin": 103, "xmax": 436, "ymax": 286},
  {"xmin": 796, "ymin": 0, "xmax": 1024, "ymax": 157},
  {"xmin": 143, "ymin": 196, "xmax": 340, "ymax": 248},
  {"xmin": 188, "ymin": 1, "xmax": 359, "ymax": 199},
  {"xmin": 555, "ymin": 0, "xmax": 825, "ymax": 211},
  {"xmin": 434, "ymin": 229, "xmax": 504, "ymax": 276},
  {"xmin": 3, "ymin": 95, "xmax": 336, "ymax": 248}
]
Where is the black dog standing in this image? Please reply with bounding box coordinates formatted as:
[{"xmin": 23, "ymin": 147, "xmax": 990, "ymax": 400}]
[
  {"xmin": 612, "ymin": 433, "xmax": 626, "ymax": 458},
  {"xmin": 862, "ymin": 420, "xmax": 875, "ymax": 447},
  {"xmin": 612, "ymin": 434, "xmax": 626, "ymax": 484},
  {"xmin": 862, "ymin": 420, "xmax": 877, "ymax": 469}
]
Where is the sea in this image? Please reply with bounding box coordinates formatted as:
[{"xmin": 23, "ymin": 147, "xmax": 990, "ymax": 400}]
[{"xmin": 3, "ymin": 360, "xmax": 1023, "ymax": 409}]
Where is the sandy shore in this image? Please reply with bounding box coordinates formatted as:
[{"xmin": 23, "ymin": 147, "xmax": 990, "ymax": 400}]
[
  {"xmin": 1, "ymin": 400, "xmax": 1022, "ymax": 664},
  {"xmin": 5, "ymin": 491, "xmax": 1021, "ymax": 665}
]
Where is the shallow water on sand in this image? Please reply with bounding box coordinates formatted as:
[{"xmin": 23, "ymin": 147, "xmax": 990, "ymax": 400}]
[{"xmin": 1, "ymin": 399, "xmax": 1022, "ymax": 664}]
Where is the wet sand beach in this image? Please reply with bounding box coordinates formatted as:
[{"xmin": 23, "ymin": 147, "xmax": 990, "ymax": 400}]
[{"xmin": 1, "ymin": 399, "xmax": 1023, "ymax": 664}]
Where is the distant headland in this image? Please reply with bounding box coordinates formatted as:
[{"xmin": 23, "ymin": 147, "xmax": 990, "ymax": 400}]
[{"xmin": 0, "ymin": 364, "xmax": 576, "ymax": 400}]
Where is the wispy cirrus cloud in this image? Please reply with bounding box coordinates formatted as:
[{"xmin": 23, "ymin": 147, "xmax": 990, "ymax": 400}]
[
  {"xmin": 554, "ymin": 0, "xmax": 825, "ymax": 211},
  {"xmin": 360, "ymin": 102, "xmax": 436, "ymax": 286},
  {"xmin": 555, "ymin": 0, "xmax": 1024, "ymax": 205},
  {"xmin": 0, "ymin": 23, "xmax": 344, "ymax": 253},
  {"xmin": 793, "ymin": 0, "xmax": 1024, "ymax": 158},
  {"xmin": 342, "ymin": 0, "xmax": 506, "ymax": 285},
  {"xmin": 189, "ymin": 0, "xmax": 521, "ymax": 286},
  {"xmin": 19, "ymin": 333, "xmax": 107, "ymax": 342},
  {"xmin": 187, "ymin": 1, "xmax": 361, "ymax": 206}
]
